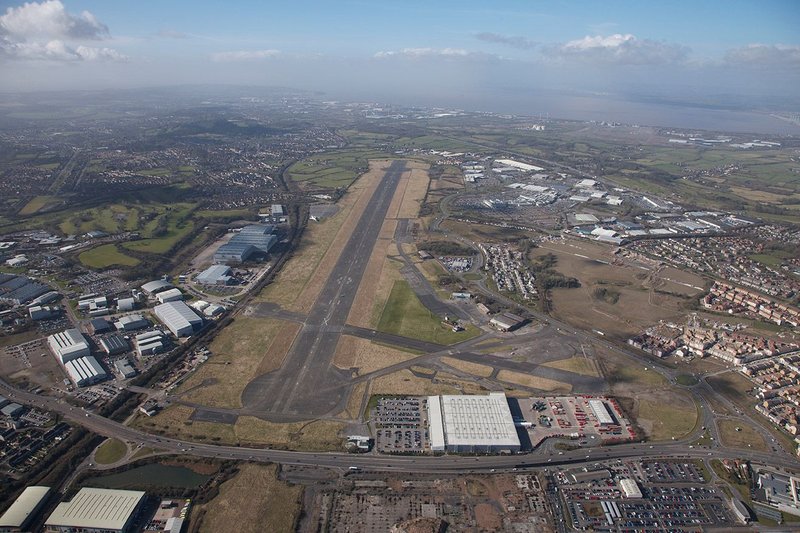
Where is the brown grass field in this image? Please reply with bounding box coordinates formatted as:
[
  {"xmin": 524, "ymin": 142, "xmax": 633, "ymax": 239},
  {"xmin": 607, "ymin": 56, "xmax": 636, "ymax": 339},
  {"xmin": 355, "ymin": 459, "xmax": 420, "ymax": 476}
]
[
  {"xmin": 535, "ymin": 240, "xmax": 704, "ymax": 338},
  {"xmin": 541, "ymin": 356, "xmax": 600, "ymax": 377},
  {"xmin": 496, "ymin": 370, "xmax": 572, "ymax": 393},
  {"xmin": 332, "ymin": 335, "xmax": 418, "ymax": 375},
  {"xmin": 369, "ymin": 369, "xmax": 461, "ymax": 396},
  {"xmin": 440, "ymin": 356, "xmax": 494, "ymax": 378},
  {"xmin": 177, "ymin": 318, "xmax": 293, "ymax": 408},
  {"xmin": 718, "ymin": 419, "xmax": 769, "ymax": 451},
  {"xmin": 196, "ymin": 464, "xmax": 302, "ymax": 533}
]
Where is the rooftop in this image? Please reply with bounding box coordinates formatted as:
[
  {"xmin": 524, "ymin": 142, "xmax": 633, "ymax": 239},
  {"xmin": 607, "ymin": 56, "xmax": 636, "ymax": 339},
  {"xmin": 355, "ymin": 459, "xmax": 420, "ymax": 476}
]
[{"xmin": 45, "ymin": 487, "xmax": 145, "ymax": 531}]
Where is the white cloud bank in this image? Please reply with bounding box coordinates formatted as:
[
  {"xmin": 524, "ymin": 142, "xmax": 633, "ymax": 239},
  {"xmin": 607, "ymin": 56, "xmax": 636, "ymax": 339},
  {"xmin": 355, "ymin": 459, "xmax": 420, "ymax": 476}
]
[
  {"xmin": 545, "ymin": 33, "xmax": 689, "ymax": 65},
  {"xmin": 724, "ymin": 44, "xmax": 800, "ymax": 68},
  {"xmin": 0, "ymin": 0, "xmax": 125, "ymax": 61},
  {"xmin": 211, "ymin": 49, "xmax": 281, "ymax": 62}
]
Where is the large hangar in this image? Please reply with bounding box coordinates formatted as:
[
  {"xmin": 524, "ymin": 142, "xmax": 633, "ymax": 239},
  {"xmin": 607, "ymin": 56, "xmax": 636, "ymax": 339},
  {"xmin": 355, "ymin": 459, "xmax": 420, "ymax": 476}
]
[
  {"xmin": 427, "ymin": 392, "xmax": 520, "ymax": 453},
  {"xmin": 45, "ymin": 487, "xmax": 145, "ymax": 533},
  {"xmin": 214, "ymin": 224, "xmax": 277, "ymax": 264},
  {"xmin": 154, "ymin": 301, "xmax": 203, "ymax": 337}
]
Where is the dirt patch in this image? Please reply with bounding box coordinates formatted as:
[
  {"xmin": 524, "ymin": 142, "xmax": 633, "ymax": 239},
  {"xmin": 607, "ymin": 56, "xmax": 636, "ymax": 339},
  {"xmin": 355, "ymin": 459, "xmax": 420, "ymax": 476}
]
[
  {"xmin": 369, "ymin": 369, "xmax": 461, "ymax": 396},
  {"xmin": 541, "ymin": 357, "xmax": 600, "ymax": 377}
]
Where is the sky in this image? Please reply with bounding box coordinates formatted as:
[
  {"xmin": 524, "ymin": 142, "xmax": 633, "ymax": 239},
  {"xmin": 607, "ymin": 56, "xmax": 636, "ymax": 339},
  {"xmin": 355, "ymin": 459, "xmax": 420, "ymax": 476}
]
[{"xmin": 0, "ymin": 0, "xmax": 798, "ymax": 111}]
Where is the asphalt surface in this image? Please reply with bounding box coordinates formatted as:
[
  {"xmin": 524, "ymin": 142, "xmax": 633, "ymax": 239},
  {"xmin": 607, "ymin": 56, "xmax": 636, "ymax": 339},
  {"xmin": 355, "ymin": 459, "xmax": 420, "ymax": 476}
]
[{"xmin": 240, "ymin": 160, "xmax": 407, "ymax": 419}]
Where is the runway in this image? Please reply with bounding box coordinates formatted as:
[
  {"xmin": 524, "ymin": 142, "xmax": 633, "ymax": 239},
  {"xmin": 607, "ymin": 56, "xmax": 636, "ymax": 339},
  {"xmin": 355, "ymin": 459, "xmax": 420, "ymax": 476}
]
[{"xmin": 240, "ymin": 160, "xmax": 407, "ymax": 419}]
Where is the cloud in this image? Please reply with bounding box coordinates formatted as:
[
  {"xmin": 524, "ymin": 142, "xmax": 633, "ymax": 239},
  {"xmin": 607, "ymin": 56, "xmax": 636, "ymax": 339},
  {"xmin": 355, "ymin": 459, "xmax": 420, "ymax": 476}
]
[
  {"xmin": 0, "ymin": 0, "xmax": 125, "ymax": 61},
  {"xmin": 156, "ymin": 29, "xmax": 188, "ymax": 39},
  {"xmin": 545, "ymin": 33, "xmax": 689, "ymax": 65},
  {"xmin": 724, "ymin": 44, "xmax": 800, "ymax": 69},
  {"xmin": 374, "ymin": 47, "xmax": 496, "ymax": 61},
  {"xmin": 0, "ymin": 0, "xmax": 107, "ymax": 40},
  {"xmin": 0, "ymin": 38, "xmax": 127, "ymax": 61},
  {"xmin": 475, "ymin": 32, "xmax": 537, "ymax": 50},
  {"xmin": 210, "ymin": 49, "xmax": 281, "ymax": 62}
]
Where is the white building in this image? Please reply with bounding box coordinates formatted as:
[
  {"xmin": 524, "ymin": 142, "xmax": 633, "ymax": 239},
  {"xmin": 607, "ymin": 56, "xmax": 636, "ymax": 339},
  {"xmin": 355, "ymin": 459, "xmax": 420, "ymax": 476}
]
[
  {"xmin": 115, "ymin": 315, "xmax": 149, "ymax": 332},
  {"xmin": 427, "ymin": 392, "xmax": 520, "ymax": 453},
  {"xmin": 619, "ymin": 478, "xmax": 642, "ymax": 499},
  {"xmin": 154, "ymin": 301, "xmax": 203, "ymax": 337},
  {"xmin": 47, "ymin": 329, "xmax": 90, "ymax": 363},
  {"xmin": 0, "ymin": 485, "xmax": 51, "ymax": 532},
  {"xmin": 155, "ymin": 288, "xmax": 183, "ymax": 304},
  {"xmin": 64, "ymin": 356, "xmax": 107, "ymax": 387},
  {"xmin": 45, "ymin": 488, "xmax": 145, "ymax": 533},
  {"xmin": 588, "ymin": 399, "xmax": 615, "ymax": 425}
]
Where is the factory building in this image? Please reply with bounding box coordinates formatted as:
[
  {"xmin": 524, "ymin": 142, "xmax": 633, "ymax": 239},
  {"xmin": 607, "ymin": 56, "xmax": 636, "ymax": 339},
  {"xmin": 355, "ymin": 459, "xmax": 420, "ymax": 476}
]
[
  {"xmin": 0, "ymin": 485, "xmax": 51, "ymax": 533},
  {"xmin": 154, "ymin": 301, "xmax": 203, "ymax": 337},
  {"xmin": 114, "ymin": 358, "xmax": 137, "ymax": 379},
  {"xmin": 141, "ymin": 279, "xmax": 173, "ymax": 296},
  {"xmin": 116, "ymin": 297, "xmax": 135, "ymax": 312},
  {"xmin": 64, "ymin": 356, "xmax": 107, "ymax": 387},
  {"xmin": 195, "ymin": 264, "xmax": 233, "ymax": 285},
  {"xmin": 0, "ymin": 275, "xmax": 50, "ymax": 305},
  {"xmin": 45, "ymin": 488, "xmax": 145, "ymax": 533},
  {"xmin": 135, "ymin": 330, "xmax": 166, "ymax": 356},
  {"xmin": 99, "ymin": 334, "xmax": 129, "ymax": 356},
  {"xmin": 427, "ymin": 392, "xmax": 520, "ymax": 453},
  {"xmin": 619, "ymin": 479, "xmax": 643, "ymax": 499},
  {"xmin": 47, "ymin": 329, "xmax": 90, "ymax": 363},
  {"xmin": 114, "ymin": 315, "xmax": 149, "ymax": 332},
  {"xmin": 155, "ymin": 288, "xmax": 183, "ymax": 304},
  {"xmin": 213, "ymin": 224, "xmax": 277, "ymax": 264},
  {"xmin": 588, "ymin": 399, "xmax": 616, "ymax": 425}
]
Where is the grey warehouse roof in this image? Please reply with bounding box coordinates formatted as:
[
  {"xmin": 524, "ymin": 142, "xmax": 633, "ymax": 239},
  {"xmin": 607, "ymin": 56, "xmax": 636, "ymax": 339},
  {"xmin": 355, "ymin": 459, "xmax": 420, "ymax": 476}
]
[
  {"xmin": 0, "ymin": 485, "xmax": 51, "ymax": 528},
  {"xmin": 141, "ymin": 279, "xmax": 173, "ymax": 294},
  {"xmin": 45, "ymin": 487, "xmax": 145, "ymax": 531}
]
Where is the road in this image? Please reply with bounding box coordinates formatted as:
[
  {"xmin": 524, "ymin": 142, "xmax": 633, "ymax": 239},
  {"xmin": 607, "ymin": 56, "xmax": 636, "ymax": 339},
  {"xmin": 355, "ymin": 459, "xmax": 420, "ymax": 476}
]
[{"xmin": 240, "ymin": 160, "xmax": 407, "ymax": 419}]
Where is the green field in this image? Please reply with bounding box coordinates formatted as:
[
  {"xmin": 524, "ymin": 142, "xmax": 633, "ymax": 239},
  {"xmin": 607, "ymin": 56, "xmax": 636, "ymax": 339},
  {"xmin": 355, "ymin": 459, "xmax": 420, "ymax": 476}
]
[
  {"xmin": 18, "ymin": 195, "xmax": 56, "ymax": 215},
  {"xmin": 94, "ymin": 438, "xmax": 127, "ymax": 465},
  {"xmin": 377, "ymin": 280, "xmax": 480, "ymax": 345},
  {"xmin": 122, "ymin": 203, "xmax": 196, "ymax": 254},
  {"xmin": 287, "ymin": 149, "xmax": 391, "ymax": 188},
  {"xmin": 79, "ymin": 244, "xmax": 140, "ymax": 268}
]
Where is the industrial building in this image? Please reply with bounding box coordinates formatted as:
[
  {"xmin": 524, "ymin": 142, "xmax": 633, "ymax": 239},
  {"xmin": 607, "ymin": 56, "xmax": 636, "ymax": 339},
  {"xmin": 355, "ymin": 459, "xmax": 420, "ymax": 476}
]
[
  {"xmin": 117, "ymin": 297, "xmax": 135, "ymax": 312},
  {"xmin": 47, "ymin": 329, "xmax": 90, "ymax": 363},
  {"xmin": 588, "ymin": 399, "xmax": 616, "ymax": 425},
  {"xmin": 155, "ymin": 288, "xmax": 183, "ymax": 304},
  {"xmin": 99, "ymin": 334, "xmax": 129, "ymax": 356},
  {"xmin": 0, "ymin": 485, "xmax": 51, "ymax": 533},
  {"xmin": 114, "ymin": 358, "xmax": 137, "ymax": 379},
  {"xmin": 64, "ymin": 356, "xmax": 107, "ymax": 387},
  {"xmin": 45, "ymin": 487, "xmax": 145, "ymax": 533},
  {"xmin": 214, "ymin": 224, "xmax": 277, "ymax": 264},
  {"xmin": 195, "ymin": 264, "xmax": 233, "ymax": 285},
  {"xmin": 489, "ymin": 312, "xmax": 525, "ymax": 332},
  {"xmin": 619, "ymin": 478, "xmax": 643, "ymax": 499},
  {"xmin": 0, "ymin": 275, "xmax": 50, "ymax": 305},
  {"xmin": 141, "ymin": 279, "xmax": 173, "ymax": 296},
  {"xmin": 135, "ymin": 330, "xmax": 166, "ymax": 356},
  {"xmin": 115, "ymin": 314, "xmax": 149, "ymax": 332},
  {"xmin": 427, "ymin": 392, "xmax": 521, "ymax": 453},
  {"xmin": 153, "ymin": 301, "xmax": 203, "ymax": 337}
]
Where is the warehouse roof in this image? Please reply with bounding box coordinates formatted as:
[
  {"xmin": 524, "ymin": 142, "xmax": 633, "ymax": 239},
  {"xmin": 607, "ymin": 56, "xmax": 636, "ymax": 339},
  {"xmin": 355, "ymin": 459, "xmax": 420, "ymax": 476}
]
[
  {"xmin": 141, "ymin": 279, "xmax": 173, "ymax": 294},
  {"xmin": 0, "ymin": 485, "xmax": 51, "ymax": 528},
  {"xmin": 46, "ymin": 487, "xmax": 145, "ymax": 531},
  {"xmin": 196, "ymin": 264, "xmax": 232, "ymax": 284},
  {"xmin": 239, "ymin": 223, "xmax": 274, "ymax": 234},
  {"xmin": 430, "ymin": 392, "xmax": 520, "ymax": 449},
  {"xmin": 154, "ymin": 301, "xmax": 202, "ymax": 336}
]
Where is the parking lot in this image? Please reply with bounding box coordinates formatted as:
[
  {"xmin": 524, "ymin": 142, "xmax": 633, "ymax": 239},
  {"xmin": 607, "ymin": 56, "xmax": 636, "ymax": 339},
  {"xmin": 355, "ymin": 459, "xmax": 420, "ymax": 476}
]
[
  {"xmin": 517, "ymin": 396, "xmax": 636, "ymax": 448},
  {"xmin": 372, "ymin": 397, "xmax": 429, "ymax": 454},
  {"xmin": 558, "ymin": 460, "xmax": 733, "ymax": 531}
]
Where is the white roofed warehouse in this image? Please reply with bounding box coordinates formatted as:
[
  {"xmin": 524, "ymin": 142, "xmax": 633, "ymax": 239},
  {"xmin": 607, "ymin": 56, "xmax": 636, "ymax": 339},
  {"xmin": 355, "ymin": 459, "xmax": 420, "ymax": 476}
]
[
  {"xmin": 0, "ymin": 485, "xmax": 51, "ymax": 532},
  {"xmin": 427, "ymin": 392, "xmax": 520, "ymax": 453},
  {"xmin": 44, "ymin": 487, "xmax": 145, "ymax": 533},
  {"xmin": 48, "ymin": 329, "xmax": 90, "ymax": 363},
  {"xmin": 154, "ymin": 301, "xmax": 203, "ymax": 338}
]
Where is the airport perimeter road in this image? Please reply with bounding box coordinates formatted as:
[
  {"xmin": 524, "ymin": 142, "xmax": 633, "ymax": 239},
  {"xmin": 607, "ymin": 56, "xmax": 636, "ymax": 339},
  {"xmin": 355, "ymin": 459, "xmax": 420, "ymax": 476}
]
[
  {"xmin": 2, "ymin": 378, "xmax": 798, "ymax": 475},
  {"xmin": 241, "ymin": 160, "xmax": 407, "ymax": 419}
]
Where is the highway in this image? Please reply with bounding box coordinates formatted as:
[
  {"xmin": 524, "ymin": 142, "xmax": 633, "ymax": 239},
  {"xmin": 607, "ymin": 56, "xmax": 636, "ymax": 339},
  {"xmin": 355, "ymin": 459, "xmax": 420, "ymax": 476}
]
[{"xmin": 2, "ymin": 377, "xmax": 798, "ymax": 475}]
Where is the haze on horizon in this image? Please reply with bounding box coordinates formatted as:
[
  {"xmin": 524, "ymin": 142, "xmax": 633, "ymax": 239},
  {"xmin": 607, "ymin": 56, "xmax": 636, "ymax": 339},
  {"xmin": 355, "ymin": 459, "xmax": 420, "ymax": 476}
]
[{"xmin": 1, "ymin": 0, "xmax": 798, "ymax": 125}]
